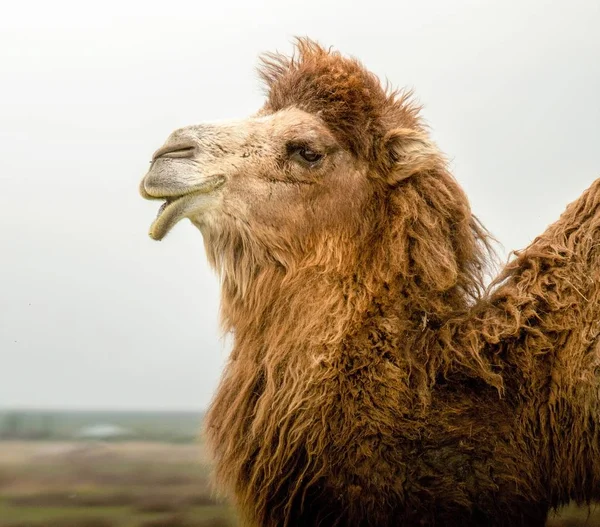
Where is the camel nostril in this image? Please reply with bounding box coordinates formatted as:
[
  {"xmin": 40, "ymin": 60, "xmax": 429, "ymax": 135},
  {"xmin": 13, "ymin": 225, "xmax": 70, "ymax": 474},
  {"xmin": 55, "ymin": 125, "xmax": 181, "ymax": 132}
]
[{"xmin": 152, "ymin": 144, "xmax": 196, "ymax": 161}]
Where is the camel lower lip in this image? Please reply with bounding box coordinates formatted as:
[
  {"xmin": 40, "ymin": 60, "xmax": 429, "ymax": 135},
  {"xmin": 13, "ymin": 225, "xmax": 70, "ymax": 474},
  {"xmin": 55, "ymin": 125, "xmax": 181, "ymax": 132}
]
[
  {"xmin": 156, "ymin": 201, "xmax": 169, "ymax": 217},
  {"xmin": 147, "ymin": 176, "xmax": 225, "ymax": 241}
]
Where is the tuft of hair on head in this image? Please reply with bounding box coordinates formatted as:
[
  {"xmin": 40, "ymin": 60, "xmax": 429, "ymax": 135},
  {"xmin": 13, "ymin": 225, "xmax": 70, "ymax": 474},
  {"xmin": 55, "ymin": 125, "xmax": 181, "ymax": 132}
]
[{"xmin": 258, "ymin": 37, "xmax": 424, "ymax": 169}]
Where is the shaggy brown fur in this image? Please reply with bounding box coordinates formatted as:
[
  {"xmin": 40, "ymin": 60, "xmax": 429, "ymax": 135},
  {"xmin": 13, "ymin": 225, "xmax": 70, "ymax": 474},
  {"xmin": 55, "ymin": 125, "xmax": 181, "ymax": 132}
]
[{"xmin": 149, "ymin": 40, "xmax": 600, "ymax": 526}]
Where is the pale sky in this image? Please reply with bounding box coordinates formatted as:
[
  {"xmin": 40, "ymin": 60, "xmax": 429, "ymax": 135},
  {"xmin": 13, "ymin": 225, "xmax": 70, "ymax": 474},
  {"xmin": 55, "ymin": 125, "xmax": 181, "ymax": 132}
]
[{"xmin": 1, "ymin": 0, "xmax": 599, "ymax": 410}]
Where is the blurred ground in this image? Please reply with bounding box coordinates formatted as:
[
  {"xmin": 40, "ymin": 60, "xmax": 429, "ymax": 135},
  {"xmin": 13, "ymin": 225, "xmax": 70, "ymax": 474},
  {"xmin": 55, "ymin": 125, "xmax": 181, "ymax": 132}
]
[
  {"xmin": 0, "ymin": 441, "xmax": 235, "ymax": 527},
  {"xmin": 0, "ymin": 441, "xmax": 598, "ymax": 526}
]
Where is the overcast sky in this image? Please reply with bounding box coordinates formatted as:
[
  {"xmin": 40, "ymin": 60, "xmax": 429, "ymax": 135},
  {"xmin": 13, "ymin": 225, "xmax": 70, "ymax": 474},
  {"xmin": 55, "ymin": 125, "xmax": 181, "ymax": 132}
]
[{"xmin": 1, "ymin": 0, "xmax": 598, "ymax": 411}]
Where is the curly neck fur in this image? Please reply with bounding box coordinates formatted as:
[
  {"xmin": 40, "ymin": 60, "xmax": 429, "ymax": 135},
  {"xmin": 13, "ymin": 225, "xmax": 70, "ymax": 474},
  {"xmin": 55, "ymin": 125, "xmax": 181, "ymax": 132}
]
[{"xmin": 203, "ymin": 168, "xmax": 501, "ymax": 525}]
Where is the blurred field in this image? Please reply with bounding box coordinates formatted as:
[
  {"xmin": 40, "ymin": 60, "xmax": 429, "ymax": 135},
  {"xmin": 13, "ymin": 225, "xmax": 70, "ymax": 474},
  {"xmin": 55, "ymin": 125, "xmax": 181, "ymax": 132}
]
[
  {"xmin": 0, "ymin": 411, "xmax": 203, "ymax": 443},
  {"xmin": 0, "ymin": 440, "xmax": 598, "ymax": 526},
  {"xmin": 0, "ymin": 441, "xmax": 235, "ymax": 527}
]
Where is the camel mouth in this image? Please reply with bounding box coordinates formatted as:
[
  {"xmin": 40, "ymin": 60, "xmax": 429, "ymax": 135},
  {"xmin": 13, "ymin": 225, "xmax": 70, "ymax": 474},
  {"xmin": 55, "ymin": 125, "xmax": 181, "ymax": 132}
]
[
  {"xmin": 147, "ymin": 176, "xmax": 225, "ymax": 241},
  {"xmin": 152, "ymin": 145, "xmax": 196, "ymax": 161}
]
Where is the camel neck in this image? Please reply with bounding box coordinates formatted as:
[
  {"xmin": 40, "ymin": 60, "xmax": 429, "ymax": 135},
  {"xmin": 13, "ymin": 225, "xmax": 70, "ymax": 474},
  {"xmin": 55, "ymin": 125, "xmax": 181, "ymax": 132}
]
[{"xmin": 221, "ymin": 262, "xmax": 432, "ymax": 366}]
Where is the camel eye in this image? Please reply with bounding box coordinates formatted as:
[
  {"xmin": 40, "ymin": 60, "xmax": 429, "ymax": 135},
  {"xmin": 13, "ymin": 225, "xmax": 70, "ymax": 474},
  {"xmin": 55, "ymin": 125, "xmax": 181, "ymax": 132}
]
[
  {"xmin": 288, "ymin": 145, "xmax": 324, "ymax": 166},
  {"xmin": 299, "ymin": 148, "xmax": 322, "ymax": 163}
]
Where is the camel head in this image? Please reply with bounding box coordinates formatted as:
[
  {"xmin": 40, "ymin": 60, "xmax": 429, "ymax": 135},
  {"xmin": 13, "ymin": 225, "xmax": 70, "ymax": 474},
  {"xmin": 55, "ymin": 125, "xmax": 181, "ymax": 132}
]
[{"xmin": 140, "ymin": 39, "xmax": 488, "ymax": 311}]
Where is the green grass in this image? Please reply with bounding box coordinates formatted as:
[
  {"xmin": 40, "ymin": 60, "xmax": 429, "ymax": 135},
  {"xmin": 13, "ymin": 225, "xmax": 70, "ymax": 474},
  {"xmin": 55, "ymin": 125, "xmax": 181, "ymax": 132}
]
[
  {"xmin": 0, "ymin": 500, "xmax": 234, "ymax": 527},
  {"xmin": 0, "ymin": 501, "xmax": 123, "ymax": 523},
  {"xmin": 0, "ymin": 441, "xmax": 235, "ymax": 527}
]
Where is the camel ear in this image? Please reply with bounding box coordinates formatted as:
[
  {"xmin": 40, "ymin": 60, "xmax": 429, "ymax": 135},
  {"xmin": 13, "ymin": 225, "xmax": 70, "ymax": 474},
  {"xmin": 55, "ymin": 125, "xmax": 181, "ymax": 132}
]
[{"xmin": 382, "ymin": 128, "xmax": 441, "ymax": 184}]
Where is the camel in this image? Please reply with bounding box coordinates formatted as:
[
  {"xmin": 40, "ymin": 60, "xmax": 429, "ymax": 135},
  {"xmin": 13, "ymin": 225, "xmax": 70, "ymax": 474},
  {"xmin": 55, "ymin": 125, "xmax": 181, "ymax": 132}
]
[{"xmin": 139, "ymin": 39, "xmax": 600, "ymax": 526}]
